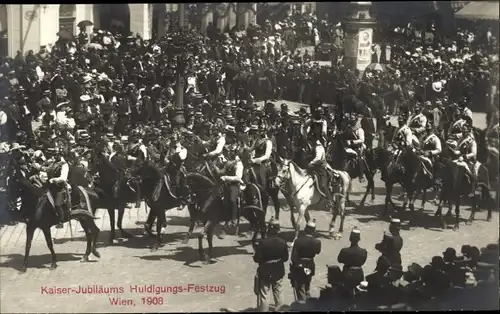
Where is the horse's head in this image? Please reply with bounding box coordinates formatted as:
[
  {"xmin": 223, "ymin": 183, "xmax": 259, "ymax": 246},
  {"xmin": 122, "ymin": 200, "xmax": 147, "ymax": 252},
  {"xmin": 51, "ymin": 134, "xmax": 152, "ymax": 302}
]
[{"xmin": 275, "ymin": 157, "xmax": 293, "ymax": 189}]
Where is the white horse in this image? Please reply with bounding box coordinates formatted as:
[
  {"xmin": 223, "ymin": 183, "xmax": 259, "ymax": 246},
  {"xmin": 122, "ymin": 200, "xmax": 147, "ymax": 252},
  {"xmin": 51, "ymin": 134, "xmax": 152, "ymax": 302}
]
[{"xmin": 275, "ymin": 158, "xmax": 351, "ymax": 244}]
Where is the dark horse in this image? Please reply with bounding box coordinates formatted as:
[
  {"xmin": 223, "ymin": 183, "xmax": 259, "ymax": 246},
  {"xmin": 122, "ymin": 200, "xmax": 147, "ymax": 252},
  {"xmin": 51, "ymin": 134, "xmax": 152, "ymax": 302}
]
[
  {"xmin": 135, "ymin": 160, "xmax": 185, "ymax": 250},
  {"xmin": 184, "ymin": 172, "xmax": 268, "ymax": 263},
  {"xmin": 87, "ymin": 150, "xmax": 139, "ymax": 244},
  {"xmin": 8, "ymin": 169, "xmax": 100, "ymax": 272},
  {"xmin": 434, "ymin": 158, "xmax": 494, "ymax": 230},
  {"xmin": 328, "ymin": 131, "xmax": 376, "ymax": 207},
  {"xmin": 379, "ymin": 146, "xmax": 432, "ymax": 222}
]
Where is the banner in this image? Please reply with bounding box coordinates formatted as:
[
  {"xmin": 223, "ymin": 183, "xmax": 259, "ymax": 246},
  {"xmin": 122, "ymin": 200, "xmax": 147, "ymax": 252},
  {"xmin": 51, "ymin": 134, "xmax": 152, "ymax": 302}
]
[{"xmin": 356, "ymin": 28, "xmax": 373, "ymax": 71}]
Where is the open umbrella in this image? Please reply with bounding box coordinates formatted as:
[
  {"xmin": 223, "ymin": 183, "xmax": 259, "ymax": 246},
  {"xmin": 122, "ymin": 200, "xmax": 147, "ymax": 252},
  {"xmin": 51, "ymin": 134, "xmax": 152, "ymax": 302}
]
[
  {"xmin": 77, "ymin": 20, "xmax": 93, "ymax": 28},
  {"xmin": 56, "ymin": 30, "xmax": 73, "ymax": 41}
]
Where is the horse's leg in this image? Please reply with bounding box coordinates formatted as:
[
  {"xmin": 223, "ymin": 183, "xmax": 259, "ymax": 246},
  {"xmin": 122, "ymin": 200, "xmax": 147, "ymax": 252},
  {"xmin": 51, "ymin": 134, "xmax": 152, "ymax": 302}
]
[
  {"xmin": 359, "ymin": 171, "xmax": 374, "ymax": 206},
  {"xmin": 107, "ymin": 208, "xmax": 116, "ymax": 244},
  {"xmin": 329, "ymin": 203, "xmax": 338, "ymax": 239},
  {"xmin": 467, "ymin": 194, "xmax": 477, "ymax": 225},
  {"xmin": 384, "ymin": 183, "xmax": 394, "ymax": 216},
  {"xmin": 435, "ymin": 199, "xmax": 447, "ymax": 229},
  {"xmin": 20, "ymin": 224, "xmax": 36, "ymax": 273},
  {"xmin": 87, "ymin": 218, "xmax": 101, "ymax": 259},
  {"xmin": 453, "ymin": 196, "xmax": 461, "ymax": 231},
  {"xmin": 117, "ymin": 205, "xmax": 133, "ymax": 238},
  {"xmin": 420, "ymin": 189, "xmax": 427, "ymax": 211},
  {"xmin": 78, "ymin": 220, "xmax": 92, "ymax": 262},
  {"xmin": 144, "ymin": 207, "xmax": 156, "ymax": 236},
  {"xmin": 269, "ymin": 188, "xmax": 280, "ymax": 220},
  {"xmin": 152, "ymin": 208, "xmax": 166, "ymax": 251},
  {"xmin": 290, "ymin": 210, "xmax": 297, "ymax": 231},
  {"xmin": 182, "ymin": 205, "xmax": 196, "ymax": 245},
  {"xmin": 292, "ymin": 207, "xmax": 306, "ymax": 246},
  {"xmin": 346, "ymin": 180, "xmax": 354, "ymax": 206},
  {"xmin": 484, "ymin": 186, "xmax": 493, "ymax": 222},
  {"xmin": 41, "ymin": 227, "xmax": 58, "ymax": 270},
  {"xmin": 205, "ymin": 225, "xmax": 215, "ymax": 264}
]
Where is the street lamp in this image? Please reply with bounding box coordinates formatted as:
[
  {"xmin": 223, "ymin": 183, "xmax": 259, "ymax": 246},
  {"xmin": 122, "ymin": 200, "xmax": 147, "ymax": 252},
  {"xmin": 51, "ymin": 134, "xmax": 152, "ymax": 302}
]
[{"xmin": 169, "ymin": 3, "xmax": 202, "ymax": 129}]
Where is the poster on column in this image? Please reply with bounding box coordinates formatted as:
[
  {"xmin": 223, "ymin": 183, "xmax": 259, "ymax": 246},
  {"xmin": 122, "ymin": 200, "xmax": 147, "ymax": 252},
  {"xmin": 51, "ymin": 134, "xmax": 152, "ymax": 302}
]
[{"xmin": 356, "ymin": 28, "xmax": 373, "ymax": 72}]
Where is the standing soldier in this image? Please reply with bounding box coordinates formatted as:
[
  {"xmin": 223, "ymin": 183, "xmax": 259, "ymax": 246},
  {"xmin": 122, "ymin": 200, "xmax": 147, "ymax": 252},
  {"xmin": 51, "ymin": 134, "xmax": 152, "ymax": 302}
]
[
  {"xmin": 337, "ymin": 227, "xmax": 368, "ymax": 296},
  {"xmin": 253, "ymin": 218, "xmax": 289, "ymax": 312},
  {"xmin": 289, "ymin": 219, "xmax": 322, "ymax": 303}
]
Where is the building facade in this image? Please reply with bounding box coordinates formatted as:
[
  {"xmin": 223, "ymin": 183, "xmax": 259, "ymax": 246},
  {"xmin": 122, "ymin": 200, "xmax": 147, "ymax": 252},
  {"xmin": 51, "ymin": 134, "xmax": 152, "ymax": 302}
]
[{"xmin": 0, "ymin": 3, "xmax": 259, "ymax": 58}]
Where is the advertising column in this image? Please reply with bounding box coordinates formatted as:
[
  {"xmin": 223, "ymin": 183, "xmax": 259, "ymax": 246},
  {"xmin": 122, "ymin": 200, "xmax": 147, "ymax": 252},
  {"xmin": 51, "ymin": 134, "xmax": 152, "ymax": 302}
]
[
  {"xmin": 356, "ymin": 28, "xmax": 372, "ymax": 72},
  {"xmin": 342, "ymin": 2, "xmax": 376, "ymax": 77}
]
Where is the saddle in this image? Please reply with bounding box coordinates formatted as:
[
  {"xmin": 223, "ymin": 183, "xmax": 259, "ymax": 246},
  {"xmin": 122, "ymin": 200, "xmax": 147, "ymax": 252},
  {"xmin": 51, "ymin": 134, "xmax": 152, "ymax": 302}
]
[{"xmin": 45, "ymin": 184, "xmax": 72, "ymax": 219}]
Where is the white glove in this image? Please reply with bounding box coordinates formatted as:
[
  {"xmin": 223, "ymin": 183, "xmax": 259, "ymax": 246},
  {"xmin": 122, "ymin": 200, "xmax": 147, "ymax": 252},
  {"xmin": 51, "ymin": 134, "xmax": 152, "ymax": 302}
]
[
  {"xmin": 458, "ymin": 156, "xmax": 464, "ymax": 162},
  {"xmin": 49, "ymin": 178, "xmax": 55, "ymax": 184}
]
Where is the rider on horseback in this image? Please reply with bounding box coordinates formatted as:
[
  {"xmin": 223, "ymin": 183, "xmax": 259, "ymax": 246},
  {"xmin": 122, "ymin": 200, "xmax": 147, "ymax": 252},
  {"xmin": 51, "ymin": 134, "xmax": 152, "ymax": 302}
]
[
  {"xmin": 250, "ymin": 124, "xmax": 273, "ymax": 188},
  {"xmin": 344, "ymin": 114, "xmax": 366, "ymax": 182},
  {"xmin": 308, "ymin": 133, "xmax": 334, "ymax": 202},
  {"xmin": 448, "ymin": 105, "xmax": 467, "ymax": 137},
  {"xmin": 45, "ymin": 146, "xmax": 70, "ymax": 228},
  {"xmin": 421, "ymin": 121, "xmax": 442, "ymax": 178},
  {"xmin": 393, "ymin": 115, "xmax": 413, "ymax": 152},
  {"xmin": 453, "ymin": 122, "xmax": 479, "ymax": 197},
  {"xmin": 219, "ymin": 146, "xmax": 245, "ymax": 234},
  {"xmin": 458, "ymin": 98, "xmax": 473, "ymax": 121},
  {"xmin": 302, "ymin": 107, "xmax": 327, "ymax": 146},
  {"xmin": 409, "ymin": 105, "xmax": 427, "ymax": 139},
  {"xmin": 164, "ymin": 132, "xmax": 188, "ymax": 207},
  {"xmin": 202, "ymin": 125, "xmax": 226, "ymax": 166}
]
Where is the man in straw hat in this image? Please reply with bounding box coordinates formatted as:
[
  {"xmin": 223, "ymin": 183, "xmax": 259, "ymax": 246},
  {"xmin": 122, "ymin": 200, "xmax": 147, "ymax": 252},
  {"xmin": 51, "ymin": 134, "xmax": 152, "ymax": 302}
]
[
  {"xmin": 253, "ymin": 217, "xmax": 288, "ymax": 312},
  {"xmin": 289, "ymin": 219, "xmax": 321, "ymax": 303}
]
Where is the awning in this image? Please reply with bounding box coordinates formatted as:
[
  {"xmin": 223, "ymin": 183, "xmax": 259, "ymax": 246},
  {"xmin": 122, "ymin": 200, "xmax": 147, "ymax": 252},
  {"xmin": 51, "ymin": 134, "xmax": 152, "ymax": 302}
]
[{"xmin": 455, "ymin": 1, "xmax": 499, "ymax": 21}]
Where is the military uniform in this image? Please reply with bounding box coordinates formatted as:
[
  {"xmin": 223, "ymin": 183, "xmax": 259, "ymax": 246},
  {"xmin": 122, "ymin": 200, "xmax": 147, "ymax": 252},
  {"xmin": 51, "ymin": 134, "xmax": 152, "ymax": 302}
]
[
  {"xmin": 290, "ymin": 223, "xmax": 321, "ymax": 302},
  {"xmin": 254, "ymin": 225, "xmax": 289, "ymax": 312},
  {"xmin": 455, "ymin": 131, "xmax": 479, "ymax": 182},
  {"xmin": 337, "ymin": 239, "xmax": 368, "ymax": 291},
  {"xmin": 420, "ymin": 129, "xmax": 442, "ymax": 175}
]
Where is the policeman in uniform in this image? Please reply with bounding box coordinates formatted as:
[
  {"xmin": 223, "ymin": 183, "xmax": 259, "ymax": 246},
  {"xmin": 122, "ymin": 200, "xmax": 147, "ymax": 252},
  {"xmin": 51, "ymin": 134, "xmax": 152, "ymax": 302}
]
[
  {"xmin": 337, "ymin": 227, "xmax": 368, "ymax": 295},
  {"xmin": 253, "ymin": 218, "xmax": 289, "ymax": 312},
  {"xmin": 250, "ymin": 125, "xmax": 273, "ymax": 188},
  {"xmin": 344, "ymin": 114, "xmax": 366, "ymax": 182},
  {"xmin": 420, "ymin": 121, "xmax": 442, "ymax": 179},
  {"xmin": 408, "ymin": 105, "xmax": 427, "ymax": 139},
  {"xmin": 375, "ymin": 218, "xmax": 403, "ymax": 282},
  {"xmin": 290, "ymin": 219, "xmax": 322, "ymax": 303},
  {"xmin": 46, "ymin": 147, "xmax": 70, "ymax": 228},
  {"xmin": 219, "ymin": 146, "xmax": 245, "ymax": 233},
  {"xmin": 453, "ymin": 122, "xmax": 479, "ymax": 197}
]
